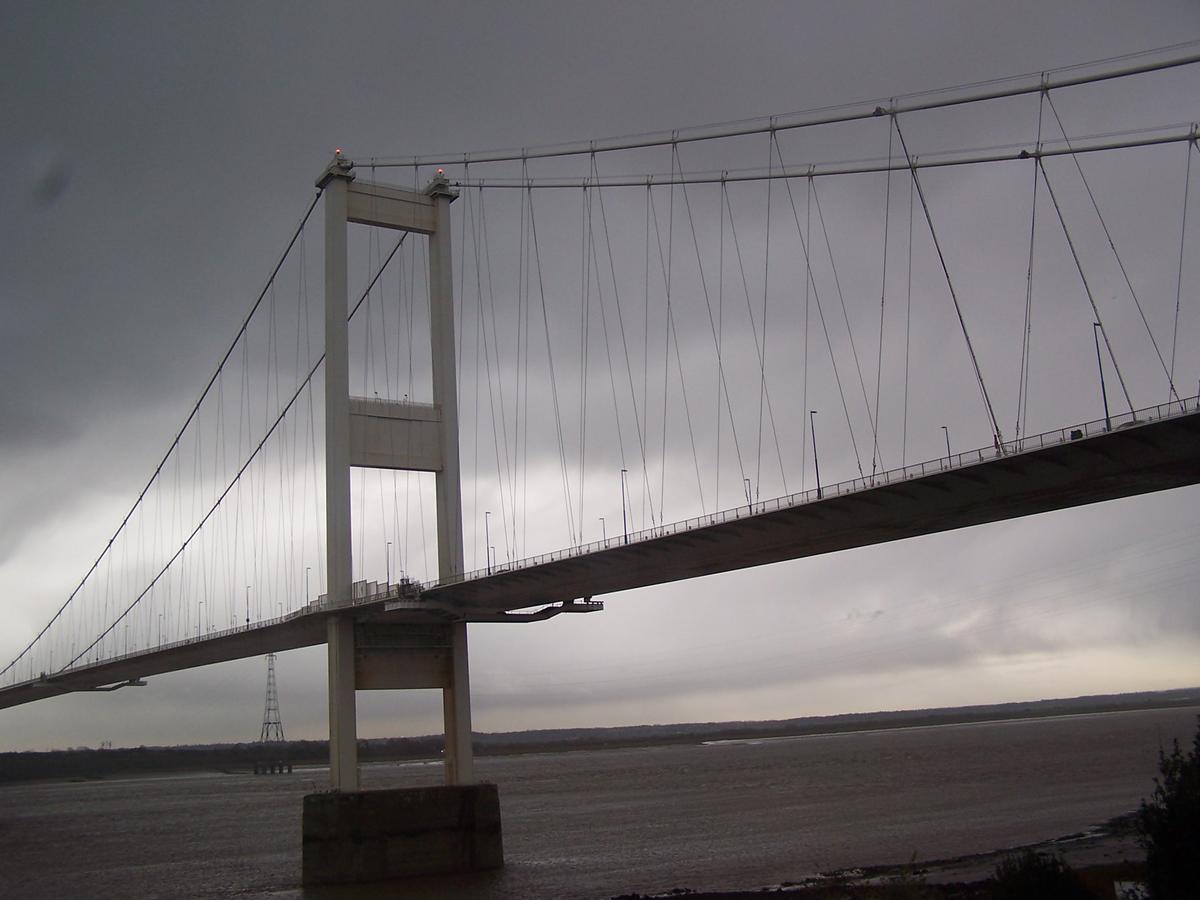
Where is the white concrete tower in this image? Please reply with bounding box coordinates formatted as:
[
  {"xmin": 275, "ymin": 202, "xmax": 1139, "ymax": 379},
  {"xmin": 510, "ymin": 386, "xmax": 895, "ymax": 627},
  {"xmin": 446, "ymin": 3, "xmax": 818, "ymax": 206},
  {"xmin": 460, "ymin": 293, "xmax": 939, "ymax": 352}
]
[{"xmin": 318, "ymin": 157, "xmax": 471, "ymax": 791}]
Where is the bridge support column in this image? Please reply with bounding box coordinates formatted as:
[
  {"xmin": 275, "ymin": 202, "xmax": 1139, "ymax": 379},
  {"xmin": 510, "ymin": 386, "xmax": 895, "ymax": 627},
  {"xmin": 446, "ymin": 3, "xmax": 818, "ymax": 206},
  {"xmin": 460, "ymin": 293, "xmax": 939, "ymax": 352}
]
[
  {"xmin": 427, "ymin": 179, "xmax": 475, "ymax": 787},
  {"xmin": 442, "ymin": 621, "xmax": 474, "ymax": 785},
  {"xmin": 326, "ymin": 616, "xmax": 358, "ymax": 791},
  {"xmin": 320, "ymin": 156, "xmax": 360, "ymax": 793}
]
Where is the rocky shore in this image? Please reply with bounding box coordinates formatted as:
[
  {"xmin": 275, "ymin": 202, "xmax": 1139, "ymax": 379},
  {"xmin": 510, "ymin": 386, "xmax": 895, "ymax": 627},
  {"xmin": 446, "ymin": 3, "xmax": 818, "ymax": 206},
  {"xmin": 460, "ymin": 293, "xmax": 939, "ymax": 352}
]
[{"xmin": 616, "ymin": 813, "xmax": 1145, "ymax": 899}]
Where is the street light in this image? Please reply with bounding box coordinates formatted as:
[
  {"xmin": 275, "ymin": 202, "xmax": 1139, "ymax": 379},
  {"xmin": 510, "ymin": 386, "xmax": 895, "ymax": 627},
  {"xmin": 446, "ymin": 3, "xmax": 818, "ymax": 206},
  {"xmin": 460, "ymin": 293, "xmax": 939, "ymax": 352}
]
[
  {"xmin": 305, "ymin": 567, "xmax": 311, "ymax": 604},
  {"xmin": 743, "ymin": 477, "xmax": 752, "ymax": 505},
  {"xmin": 386, "ymin": 541, "xmax": 392, "ymax": 586},
  {"xmin": 246, "ymin": 585, "xmax": 251, "ymax": 627},
  {"xmin": 810, "ymin": 410, "xmax": 822, "ymax": 499},
  {"xmin": 599, "ymin": 516, "xmax": 606, "ymax": 543},
  {"xmin": 1093, "ymin": 322, "xmax": 1112, "ymax": 432},
  {"xmin": 197, "ymin": 601, "xmax": 204, "ymax": 638},
  {"xmin": 484, "ymin": 511, "xmax": 492, "ymax": 574},
  {"xmin": 620, "ymin": 469, "xmax": 629, "ymax": 544},
  {"xmin": 941, "ymin": 425, "xmax": 951, "ymax": 466}
]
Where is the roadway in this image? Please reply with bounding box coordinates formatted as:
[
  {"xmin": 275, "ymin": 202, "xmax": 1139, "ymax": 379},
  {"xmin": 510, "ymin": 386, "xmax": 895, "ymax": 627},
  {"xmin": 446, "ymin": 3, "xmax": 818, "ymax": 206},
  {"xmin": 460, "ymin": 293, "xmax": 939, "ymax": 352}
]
[{"xmin": 2, "ymin": 402, "xmax": 1197, "ymax": 710}]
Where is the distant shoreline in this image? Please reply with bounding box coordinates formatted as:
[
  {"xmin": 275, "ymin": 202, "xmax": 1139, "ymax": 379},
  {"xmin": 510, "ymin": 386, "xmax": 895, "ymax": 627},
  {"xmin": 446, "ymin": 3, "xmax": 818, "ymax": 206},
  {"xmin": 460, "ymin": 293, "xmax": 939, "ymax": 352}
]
[
  {"xmin": 699, "ymin": 703, "xmax": 1198, "ymax": 746},
  {"xmin": 2, "ymin": 686, "xmax": 1196, "ymax": 784}
]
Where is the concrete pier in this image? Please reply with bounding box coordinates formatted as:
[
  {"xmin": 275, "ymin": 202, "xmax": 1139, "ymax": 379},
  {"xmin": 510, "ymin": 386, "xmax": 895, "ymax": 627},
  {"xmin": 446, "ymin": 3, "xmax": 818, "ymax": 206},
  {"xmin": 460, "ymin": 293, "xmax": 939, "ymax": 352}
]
[{"xmin": 301, "ymin": 784, "xmax": 503, "ymax": 884}]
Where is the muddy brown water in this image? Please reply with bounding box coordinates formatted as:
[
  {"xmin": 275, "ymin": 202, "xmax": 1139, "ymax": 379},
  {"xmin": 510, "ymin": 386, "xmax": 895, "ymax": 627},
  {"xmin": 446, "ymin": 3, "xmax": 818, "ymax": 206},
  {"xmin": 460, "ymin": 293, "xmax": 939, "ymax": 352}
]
[{"xmin": 0, "ymin": 705, "xmax": 1194, "ymax": 899}]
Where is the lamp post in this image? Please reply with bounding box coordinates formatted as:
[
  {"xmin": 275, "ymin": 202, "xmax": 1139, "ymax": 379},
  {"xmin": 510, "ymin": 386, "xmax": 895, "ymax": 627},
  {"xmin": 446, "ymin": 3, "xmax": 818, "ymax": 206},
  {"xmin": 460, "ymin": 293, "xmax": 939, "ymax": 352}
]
[
  {"xmin": 197, "ymin": 601, "xmax": 204, "ymax": 638},
  {"xmin": 1093, "ymin": 322, "xmax": 1112, "ymax": 432},
  {"xmin": 620, "ymin": 468, "xmax": 629, "ymax": 544},
  {"xmin": 810, "ymin": 410, "xmax": 822, "ymax": 499},
  {"xmin": 941, "ymin": 425, "xmax": 951, "ymax": 466},
  {"xmin": 743, "ymin": 477, "xmax": 752, "ymax": 505},
  {"xmin": 386, "ymin": 541, "xmax": 392, "ymax": 586},
  {"xmin": 305, "ymin": 566, "xmax": 311, "ymax": 604},
  {"xmin": 246, "ymin": 585, "xmax": 251, "ymax": 627},
  {"xmin": 599, "ymin": 516, "xmax": 606, "ymax": 543},
  {"xmin": 484, "ymin": 511, "xmax": 492, "ymax": 574},
  {"xmin": 158, "ymin": 614, "xmax": 163, "ymax": 646}
]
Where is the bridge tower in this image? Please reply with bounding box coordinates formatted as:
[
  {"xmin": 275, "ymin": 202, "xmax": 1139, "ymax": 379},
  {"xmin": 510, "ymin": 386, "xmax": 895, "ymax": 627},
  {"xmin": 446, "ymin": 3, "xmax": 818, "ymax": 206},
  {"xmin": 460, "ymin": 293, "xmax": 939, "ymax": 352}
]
[{"xmin": 317, "ymin": 156, "xmax": 473, "ymax": 792}]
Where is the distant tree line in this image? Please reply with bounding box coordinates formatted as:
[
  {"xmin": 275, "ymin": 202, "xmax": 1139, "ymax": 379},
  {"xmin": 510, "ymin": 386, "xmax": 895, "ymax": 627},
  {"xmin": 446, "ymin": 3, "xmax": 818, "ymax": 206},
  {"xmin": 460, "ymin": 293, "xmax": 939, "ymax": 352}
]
[{"xmin": 2, "ymin": 687, "xmax": 1194, "ymax": 783}]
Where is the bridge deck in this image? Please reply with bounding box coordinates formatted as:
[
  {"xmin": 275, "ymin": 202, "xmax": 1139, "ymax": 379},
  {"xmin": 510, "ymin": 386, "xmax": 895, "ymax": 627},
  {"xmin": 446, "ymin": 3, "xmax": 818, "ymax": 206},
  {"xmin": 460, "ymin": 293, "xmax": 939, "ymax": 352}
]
[{"xmin": 3, "ymin": 400, "xmax": 1198, "ymax": 710}]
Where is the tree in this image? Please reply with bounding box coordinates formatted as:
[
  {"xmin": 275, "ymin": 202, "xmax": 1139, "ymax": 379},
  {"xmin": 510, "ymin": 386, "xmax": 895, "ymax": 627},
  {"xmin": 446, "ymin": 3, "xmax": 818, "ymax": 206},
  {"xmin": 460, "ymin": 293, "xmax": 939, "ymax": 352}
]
[{"xmin": 1137, "ymin": 715, "xmax": 1200, "ymax": 899}]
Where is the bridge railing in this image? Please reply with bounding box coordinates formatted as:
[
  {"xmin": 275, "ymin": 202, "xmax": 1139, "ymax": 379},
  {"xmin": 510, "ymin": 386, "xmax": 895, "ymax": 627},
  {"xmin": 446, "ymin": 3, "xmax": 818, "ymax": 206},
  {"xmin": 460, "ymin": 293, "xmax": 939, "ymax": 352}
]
[
  {"xmin": 425, "ymin": 395, "xmax": 1198, "ymax": 592},
  {"xmin": 10, "ymin": 395, "xmax": 1193, "ymax": 690},
  {"xmin": 7, "ymin": 578, "xmax": 425, "ymax": 689}
]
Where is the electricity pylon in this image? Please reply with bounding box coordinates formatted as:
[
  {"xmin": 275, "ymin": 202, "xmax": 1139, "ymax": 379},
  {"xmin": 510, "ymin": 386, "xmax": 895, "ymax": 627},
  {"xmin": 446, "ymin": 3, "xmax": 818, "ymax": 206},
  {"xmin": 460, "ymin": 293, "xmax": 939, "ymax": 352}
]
[
  {"xmin": 255, "ymin": 653, "xmax": 290, "ymax": 773},
  {"xmin": 259, "ymin": 653, "xmax": 285, "ymax": 743}
]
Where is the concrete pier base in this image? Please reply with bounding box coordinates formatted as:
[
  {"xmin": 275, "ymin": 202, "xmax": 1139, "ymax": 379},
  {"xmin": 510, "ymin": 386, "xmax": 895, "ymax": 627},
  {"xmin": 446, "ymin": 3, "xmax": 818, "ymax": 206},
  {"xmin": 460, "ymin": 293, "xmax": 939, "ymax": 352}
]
[{"xmin": 301, "ymin": 784, "xmax": 503, "ymax": 884}]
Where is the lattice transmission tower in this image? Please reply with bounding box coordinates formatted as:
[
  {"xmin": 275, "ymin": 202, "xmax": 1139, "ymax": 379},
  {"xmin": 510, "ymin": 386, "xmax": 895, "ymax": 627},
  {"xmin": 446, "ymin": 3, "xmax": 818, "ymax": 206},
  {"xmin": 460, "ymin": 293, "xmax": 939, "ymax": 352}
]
[{"xmin": 259, "ymin": 653, "xmax": 286, "ymax": 743}]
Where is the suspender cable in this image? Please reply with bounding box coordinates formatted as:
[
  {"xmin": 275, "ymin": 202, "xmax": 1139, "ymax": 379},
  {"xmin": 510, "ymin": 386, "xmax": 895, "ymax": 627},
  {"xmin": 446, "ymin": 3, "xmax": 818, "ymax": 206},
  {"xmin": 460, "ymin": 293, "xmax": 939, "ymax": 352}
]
[
  {"xmin": 1044, "ymin": 92, "xmax": 1181, "ymax": 406},
  {"xmin": 661, "ymin": 146, "xmax": 676, "ymax": 522},
  {"xmin": 592, "ymin": 158, "xmax": 656, "ymax": 525},
  {"xmin": 651, "ymin": 159, "xmax": 709, "ymax": 513},
  {"xmin": 723, "ymin": 180, "xmax": 787, "ymax": 495},
  {"xmin": 902, "ymin": 170, "xmax": 914, "ymax": 465},
  {"xmin": 2, "ymin": 189, "xmax": 323, "ymax": 679},
  {"xmin": 802, "ymin": 178, "xmax": 812, "ymax": 486},
  {"xmin": 1017, "ymin": 89, "xmax": 1046, "ymax": 440},
  {"xmin": 475, "ymin": 189, "xmax": 512, "ymax": 558},
  {"xmin": 893, "ymin": 114, "xmax": 1004, "ymax": 447},
  {"xmin": 1171, "ymin": 134, "xmax": 1196, "ymax": 406},
  {"xmin": 717, "ymin": 175, "xmax": 726, "ymax": 506},
  {"xmin": 756, "ymin": 130, "xmax": 774, "ymax": 498},
  {"xmin": 66, "ymin": 231, "xmax": 410, "ymax": 671},
  {"xmin": 527, "ymin": 187, "xmax": 579, "ymax": 546},
  {"xmin": 1037, "ymin": 157, "xmax": 1136, "ymax": 416},
  {"xmin": 813, "ymin": 180, "xmax": 873, "ymax": 476},
  {"xmin": 578, "ymin": 181, "xmax": 592, "ymax": 542},
  {"xmin": 775, "ymin": 167, "xmax": 867, "ymax": 478},
  {"xmin": 872, "ymin": 117, "xmax": 895, "ymax": 475}
]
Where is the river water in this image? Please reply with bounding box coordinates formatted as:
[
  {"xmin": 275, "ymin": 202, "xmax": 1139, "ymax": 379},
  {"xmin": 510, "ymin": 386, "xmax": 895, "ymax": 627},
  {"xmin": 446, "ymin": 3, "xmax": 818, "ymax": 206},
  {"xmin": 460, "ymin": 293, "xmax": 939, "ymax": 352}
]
[{"xmin": 1, "ymin": 705, "xmax": 1195, "ymax": 899}]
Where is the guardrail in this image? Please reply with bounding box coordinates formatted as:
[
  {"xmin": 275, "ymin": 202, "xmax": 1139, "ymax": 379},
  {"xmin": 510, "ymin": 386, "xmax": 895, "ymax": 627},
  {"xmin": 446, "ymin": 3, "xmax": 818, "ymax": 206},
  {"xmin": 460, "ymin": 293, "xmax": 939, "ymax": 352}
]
[{"xmin": 8, "ymin": 396, "xmax": 1194, "ymax": 692}]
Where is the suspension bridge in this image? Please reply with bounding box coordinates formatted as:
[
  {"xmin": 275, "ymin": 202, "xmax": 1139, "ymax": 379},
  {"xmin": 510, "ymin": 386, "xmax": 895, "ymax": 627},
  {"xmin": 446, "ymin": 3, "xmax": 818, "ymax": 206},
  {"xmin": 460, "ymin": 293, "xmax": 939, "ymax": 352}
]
[{"xmin": 2, "ymin": 46, "xmax": 1199, "ymax": 879}]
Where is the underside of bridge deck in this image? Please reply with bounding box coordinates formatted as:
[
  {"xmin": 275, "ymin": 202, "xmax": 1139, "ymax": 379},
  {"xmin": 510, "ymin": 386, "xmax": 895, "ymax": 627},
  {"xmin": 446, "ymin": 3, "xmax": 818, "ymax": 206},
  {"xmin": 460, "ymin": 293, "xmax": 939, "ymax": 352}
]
[
  {"xmin": 3, "ymin": 408, "xmax": 1197, "ymax": 711},
  {"xmin": 416, "ymin": 409, "xmax": 1200, "ymax": 614}
]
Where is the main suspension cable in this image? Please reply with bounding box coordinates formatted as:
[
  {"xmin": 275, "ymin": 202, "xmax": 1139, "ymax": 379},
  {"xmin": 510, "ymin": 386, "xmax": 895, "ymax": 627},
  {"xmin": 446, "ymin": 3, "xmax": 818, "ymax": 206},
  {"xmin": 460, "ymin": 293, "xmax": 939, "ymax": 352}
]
[
  {"xmin": 66, "ymin": 231, "xmax": 410, "ymax": 671},
  {"xmin": 2, "ymin": 189, "xmax": 324, "ymax": 679},
  {"xmin": 365, "ymin": 45, "xmax": 1200, "ymax": 168}
]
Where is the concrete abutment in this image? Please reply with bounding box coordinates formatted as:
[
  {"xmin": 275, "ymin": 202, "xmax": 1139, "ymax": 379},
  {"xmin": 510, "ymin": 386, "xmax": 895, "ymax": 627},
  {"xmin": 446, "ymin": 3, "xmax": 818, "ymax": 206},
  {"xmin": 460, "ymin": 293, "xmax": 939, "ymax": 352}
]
[{"xmin": 301, "ymin": 784, "xmax": 503, "ymax": 884}]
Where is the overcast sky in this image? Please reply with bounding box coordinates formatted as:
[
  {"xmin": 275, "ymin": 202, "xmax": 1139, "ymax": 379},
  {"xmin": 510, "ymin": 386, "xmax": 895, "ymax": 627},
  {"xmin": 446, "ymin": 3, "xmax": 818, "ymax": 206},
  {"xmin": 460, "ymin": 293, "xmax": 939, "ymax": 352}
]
[{"xmin": 2, "ymin": 1, "xmax": 1199, "ymax": 752}]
